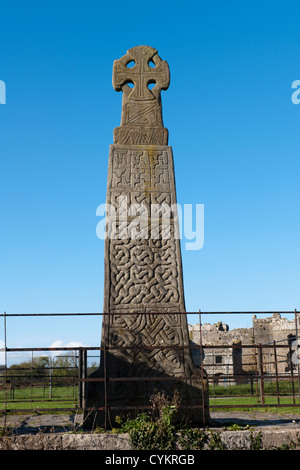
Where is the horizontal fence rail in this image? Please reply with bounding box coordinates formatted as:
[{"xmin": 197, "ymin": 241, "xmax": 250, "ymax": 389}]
[{"xmin": 0, "ymin": 310, "xmax": 299, "ymax": 317}]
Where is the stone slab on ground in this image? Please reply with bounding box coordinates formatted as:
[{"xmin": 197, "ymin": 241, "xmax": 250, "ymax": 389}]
[
  {"xmin": 0, "ymin": 433, "xmax": 131, "ymax": 451},
  {"xmin": 0, "ymin": 412, "xmax": 83, "ymax": 434},
  {"xmin": 210, "ymin": 410, "xmax": 300, "ymax": 429},
  {"xmin": 1, "ymin": 410, "xmax": 300, "ymax": 434},
  {"xmin": 1, "ymin": 411, "xmax": 300, "ymax": 450},
  {"xmin": 0, "ymin": 426, "xmax": 299, "ymax": 450}
]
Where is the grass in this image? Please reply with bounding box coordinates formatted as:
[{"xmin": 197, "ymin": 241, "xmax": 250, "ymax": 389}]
[
  {"xmin": 209, "ymin": 380, "xmax": 299, "ymax": 397},
  {"xmin": 209, "ymin": 380, "xmax": 300, "ymax": 413},
  {"xmin": 210, "ymin": 395, "xmax": 300, "ymax": 406},
  {"xmin": 0, "ymin": 385, "xmax": 77, "ymax": 411},
  {"xmin": 210, "ymin": 396, "xmax": 300, "ymax": 414},
  {"xmin": 1, "ymin": 380, "xmax": 300, "ymax": 414}
]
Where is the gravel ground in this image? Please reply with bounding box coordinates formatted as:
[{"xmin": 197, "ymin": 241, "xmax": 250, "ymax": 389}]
[
  {"xmin": 209, "ymin": 410, "xmax": 300, "ymax": 429},
  {"xmin": 0, "ymin": 410, "xmax": 299, "ymax": 435}
]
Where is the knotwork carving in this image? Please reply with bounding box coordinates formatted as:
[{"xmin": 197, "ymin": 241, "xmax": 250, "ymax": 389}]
[{"xmin": 109, "ymin": 237, "xmax": 180, "ymax": 307}]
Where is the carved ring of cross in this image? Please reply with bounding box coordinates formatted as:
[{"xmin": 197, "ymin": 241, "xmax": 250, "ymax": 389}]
[{"xmin": 112, "ymin": 45, "xmax": 170, "ymax": 101}]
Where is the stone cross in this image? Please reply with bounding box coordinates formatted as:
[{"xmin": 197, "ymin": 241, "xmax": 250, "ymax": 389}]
[
  {"xmin": 112, "ymin": 46, "xmax": 170, "ymax": 145},
  {"xmin": 112, "ymin": 45, "xmax": 170, "ymax": 101},
  {"xmin": 84, "ymin": 46, "xmax": 210, "ymax": 429}
]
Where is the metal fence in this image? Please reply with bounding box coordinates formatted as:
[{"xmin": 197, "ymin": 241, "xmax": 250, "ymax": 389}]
[
  {"xmin": 206, "ymin": 342, "xmax": 300, "ymax": 409},
  {"xmin": 0, "ymin": 311, "xmax": 299, "ymax": 424}
]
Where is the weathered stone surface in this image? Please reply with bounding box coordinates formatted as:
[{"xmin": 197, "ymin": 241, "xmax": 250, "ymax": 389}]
[
  {"xmin": 84, "ymin": 46, "xmax": 209, "ymax": 429},
  {"xmin": 105, "ymin": 144, "xmax": 185, "ymax": 313},
  {"xmin": 0, "ymin": 434, "xmax": 131, "ymax": 451},
  {"xmin": 189, "ymin": 313, "xmax": 300, "ymax": 379},
  {"xmin": 1, "ymin": 428, "xmax": 300, "ymax": 450},
  {"xmin": 112, "ymin": 45, "xmax": 170, "ymax": 146},
  {"xmin": 1, "ymin": 412, "xmax": 299, "ymax": 450}
]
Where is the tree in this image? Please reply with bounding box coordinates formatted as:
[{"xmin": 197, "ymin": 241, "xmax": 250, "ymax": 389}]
[
  {"xmin": 5, "ymin": 356, "xmax": 51, "ymax": 387},
  {"xmin": 51, "ymin": 353, "xmax": 77, "ymax": 386}
]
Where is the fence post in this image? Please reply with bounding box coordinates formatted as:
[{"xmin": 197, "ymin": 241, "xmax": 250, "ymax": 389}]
[
  {"xmin": 103, "ymin": 312, "xmax": 108, "ymax": 431},
  {"xmin": 253, "ymin": 345, "xmax": 260, "ymax": 404},
  {"xmin": 78, "ymin": 348, "xmax": 87, "ymax": 409},
  {"xmin": 3, "ymin": 311, "xmax": 7, "ymax": 426},
  {"xmin": 82, "ymin": 349, "xmax": 87, "ymax": 407},
  {"xmin": 78, "ymin": 348, "xmax": 82, "ymax": 408},
  {"xmin": 288, "ymin": 340, "xmax": 296, "ymax": 405},
  {"xmin": 295, "ymin": 309, "xmax": 300, "ymax": 405},
  {"xmin": 273, "ymin": 341, "xmax": 280, "ymax": 405},
  {"xmin": 258, "ymin": 344, "xmax": 265, "ymax": 406},
  {"xmin": 49, "ymin": 358, "xmax": 53, "ymax": 398},
  {"xmin": 198, "ymin": 310, "xmax": 206, "ymax": 425}
]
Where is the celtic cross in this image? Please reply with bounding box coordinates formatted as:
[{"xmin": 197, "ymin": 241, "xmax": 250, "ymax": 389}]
[
  {"xmin": 83, "ymin": 46, "xmax": 210, "ymax": 430},
  {"xmin": 112, "ymin": 46, "xmax": 170, "ymax": 145}
]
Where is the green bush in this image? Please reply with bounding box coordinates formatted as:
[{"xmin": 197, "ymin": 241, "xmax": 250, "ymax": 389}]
[{"xmin": 116, "ymin": 391, "xmax": 179, "ymax": 450}]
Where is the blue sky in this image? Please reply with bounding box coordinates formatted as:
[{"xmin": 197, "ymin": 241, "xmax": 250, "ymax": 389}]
[{"xmin": 0, "ymin": 1, "xmax": 300, "ymax": 350}]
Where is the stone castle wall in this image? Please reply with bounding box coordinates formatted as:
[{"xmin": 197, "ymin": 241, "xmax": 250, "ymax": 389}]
[{"xmin": 188, "ymin": 314, "xmax": 299, "ymax": 381}]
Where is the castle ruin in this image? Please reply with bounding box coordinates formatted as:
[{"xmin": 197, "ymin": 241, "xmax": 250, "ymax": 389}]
[{"xmin": 189, "ymin": 313, "xmax": 299, "ymax": 383}]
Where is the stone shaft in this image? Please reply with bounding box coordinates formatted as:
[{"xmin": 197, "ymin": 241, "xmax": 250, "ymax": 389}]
[{"xmin": 104, "ymin": 144, "xmax": 185, "ymax": 314}]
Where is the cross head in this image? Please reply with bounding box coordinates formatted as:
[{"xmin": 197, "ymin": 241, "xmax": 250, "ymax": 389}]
[{"xmin": 112, "ymin": 46, "xmax": 170, "ymax": 101}]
